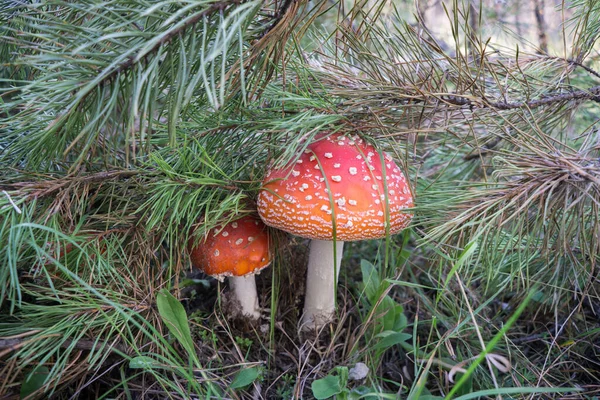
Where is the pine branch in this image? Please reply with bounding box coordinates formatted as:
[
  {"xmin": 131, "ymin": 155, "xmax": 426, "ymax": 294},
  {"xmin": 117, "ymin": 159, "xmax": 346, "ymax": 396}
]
[
  {"xmin": 440, "ymin": 84, "xmax": 600, "ymax": 110},
  {"xmin": 258, "ymin": 0, "xmax": 295, "ymax": 39},
  {"xmin": 97, "ymin": 0, "xmax": 244, "ymax": 94},
  {"xmin": 0, "ymin": 170, "xmax": 139, "ymax": 198}
]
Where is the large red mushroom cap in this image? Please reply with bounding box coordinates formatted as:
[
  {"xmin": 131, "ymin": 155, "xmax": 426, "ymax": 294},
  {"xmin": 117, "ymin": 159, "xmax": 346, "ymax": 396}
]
[
  {"xmin": 188, "ymin": 215, "xmax": 271, "ymax": 280},
  {"xmin": 257, "ymin": 133, "xmax": 413, "ymax": 240}
]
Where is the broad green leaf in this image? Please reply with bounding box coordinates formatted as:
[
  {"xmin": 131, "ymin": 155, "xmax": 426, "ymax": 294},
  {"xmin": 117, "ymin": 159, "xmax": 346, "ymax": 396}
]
[
  {"xmin": 156, "ymin": 289, "xmax": 198, "ymax": 364},
  {"xmin": 374, "ymin": 331, "xmax": 412, "ymax": 351},
  {"xmin": 230, "ymin": 367, "xmax": 260, "ymax": 389},
  {"xmin": 129, "ymin": 356, "xmax": 159, "ymax": 369},
  {"xmin": 312, "ymin": 374, "xmax": 343, "ymax": 399},
  {"xmin": 360, "ymin": 260, "xmax": 380, "ymax": 303},
  {"xmin": 377, "ymin": 296, "xmax": 398, "ymax": 331},
  {"xmin": 20, "ymin": 366, "xmax": 49, "ymax": 399},
  {"xmin": 331, "ymin": 366, "xmax": 349, "ymax": 389}
]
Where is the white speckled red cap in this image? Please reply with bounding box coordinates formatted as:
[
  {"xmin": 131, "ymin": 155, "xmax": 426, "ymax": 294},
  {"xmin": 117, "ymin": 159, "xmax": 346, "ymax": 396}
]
[
  {"xmin": 188, "ymin": 216, "xmax": 271, "ymax": 280},
  {"xmin": 257, "ymin": 133, "xmax": 413, "ymax": 241}
]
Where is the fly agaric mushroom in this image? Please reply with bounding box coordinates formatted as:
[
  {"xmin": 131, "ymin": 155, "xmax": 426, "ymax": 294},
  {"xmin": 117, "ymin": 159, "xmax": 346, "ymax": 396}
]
[
  {"xmin": 188, "ymin": 215, "xmax": 271, "ymax": 319},
  {"xmin": 257, "ymin": 133, "xmax": 413, "ymax": 329}
]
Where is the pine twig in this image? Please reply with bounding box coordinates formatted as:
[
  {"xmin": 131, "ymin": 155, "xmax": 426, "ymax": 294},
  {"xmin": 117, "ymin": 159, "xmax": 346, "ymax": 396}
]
[
  {"xmin": 0, "ymin": 170, "xmax": 139, "ymax": 198},
  {"xmin": 441, "ymin": 84, "xmax": 600, "ymax": 110},
  {"xmin": 259, "ymin": 0, "xmax": 296, "ymax": 39},
  {"xmin": 100, "ymin": 0, "xmax": 245, "ymax": 88}
]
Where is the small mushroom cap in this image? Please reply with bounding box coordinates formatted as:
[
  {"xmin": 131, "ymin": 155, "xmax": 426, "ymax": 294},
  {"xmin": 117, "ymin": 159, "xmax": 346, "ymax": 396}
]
[
  {"xmin": 257, "ymin": 133, "xmax": 413, "ymax": 241},
  {"xmin": 188, "ymin": 215, "xmax": 271, "ymax": 279}
]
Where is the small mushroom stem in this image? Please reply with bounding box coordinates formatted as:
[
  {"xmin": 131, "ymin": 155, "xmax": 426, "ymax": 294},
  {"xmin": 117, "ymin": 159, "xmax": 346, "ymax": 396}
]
[
  {"xmin": 301, "ymin": 239, "xmax": 344, "ymax": 330},
  {"xmin": 228, "ymin": 276, "xmax": 260, "ymax": 319}
]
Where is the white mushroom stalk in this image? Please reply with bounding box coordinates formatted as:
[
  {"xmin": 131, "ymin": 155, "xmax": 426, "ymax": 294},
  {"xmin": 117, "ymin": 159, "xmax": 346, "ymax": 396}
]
[
  {"xmin": 302, "ymin": 240, "xmax": 344, "ymax": 328},
  {"xmin": 228, "ymin": 275, "xmax": 260, "ymax": 319},
  {"xmin": 258, "ymin": 133, "xmax": 414, "ymax": 331}
]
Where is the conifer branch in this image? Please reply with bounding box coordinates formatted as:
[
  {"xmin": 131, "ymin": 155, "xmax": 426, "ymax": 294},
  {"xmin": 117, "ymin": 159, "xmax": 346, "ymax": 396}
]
[
  {"xmin": 259, "ymin": 0, "xmax": 295, "ymax": 38},
  {"xmin": 102, "ymin": 0, "xmax": 245, "ymax": 89},
  {"xmin": 0, "ymin": 170, "xmax": 139, "ymax": 198},
  {"xmin": 441, "ymin": 84, "xmax": 600, "ymax": 110}
]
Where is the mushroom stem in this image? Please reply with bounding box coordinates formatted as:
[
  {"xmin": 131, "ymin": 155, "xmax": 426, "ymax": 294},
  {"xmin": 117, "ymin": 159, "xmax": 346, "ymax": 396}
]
[
  {"xmin": 228, "ymin": 276, "xmax": 260, "ymax": 319},
  {"xmin": 301, "ymin": 239, "xmax": 344, "ymax": 330}
]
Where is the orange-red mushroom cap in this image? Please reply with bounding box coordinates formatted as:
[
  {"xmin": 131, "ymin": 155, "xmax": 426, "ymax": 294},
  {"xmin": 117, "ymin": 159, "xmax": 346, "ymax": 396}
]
[
  {"xmin": 188, "ymin": 216, "xmax": 271, "ymax": 280},
  {"xmin": 257, "ymin": 133, "xmax": 413, "ymax": 241}
]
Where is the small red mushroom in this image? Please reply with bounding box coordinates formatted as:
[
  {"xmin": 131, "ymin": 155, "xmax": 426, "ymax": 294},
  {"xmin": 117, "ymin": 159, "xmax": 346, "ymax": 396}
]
[
  {"xmin": 189, "ymin": 215, "xmax": 271, "ymax": 319},
  {"xmin": 257, "ymin": 133, "xmax": 413, "ymax": 329}
]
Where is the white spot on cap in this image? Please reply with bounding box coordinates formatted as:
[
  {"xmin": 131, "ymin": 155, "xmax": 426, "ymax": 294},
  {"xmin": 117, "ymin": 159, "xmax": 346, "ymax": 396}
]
[
  {"xmin": 297, "ymin": 159, "xmax": 303, "ymax": 164},
  {"xmin": 235, "ymin": 239, "xmax": 243, "ymax": 245},
  {"xmin": 324, "ymin": 152, "xmax": 333, "ymax": 158},
  {"xmin": 309, "ymin": 155, "xmax": 316, "ymax": 161},
  {"xmin": 222, "ymin": 231, "xmax": 229, "ymax": 237},
  {"xmin": 372, "ymin": 184, "xmax": 378, "ymax": 190},
  {"xmin": 337, "ymin": 198, "xmax": 346, "ymax": 206},
  {"xmin": 348, "ymin": 199, "xmax": 357, "ymax": 206},
  {"xmin": 320, "ymin": 205, "xmax": 329, "ymax": 212},
  {"xmin": 349, "ymin": 167, "xmax": 357, "ymax": 175},
  {"xmin": 363, "ymin": 176, "xmax": 371, "ymax": 181},
  {"xmin": 292, "ymin": 170, "xmax": 300, "ymax": 177},
  {"xmin": 232, "ymin": 222, "xmax": 238, "ymax": 228},
  {"xmin": 305, "ymin": 195, "xmax": 313, "ymax": 201},
  {"xmin": 334, "ymin": 163, "xmax": 341, "ymax": 168},
  {"xmin": 331, "ymin": 176, "xmax": 342, "ymax": 182},
  {"xmin": 314, "ymin": 164, "xmax": 320, "ymax": 170},
  {"xmin": 214, "ymin": 250, "xmax": 220, "ymax": 257},
  {"xmin": 356, "ymin": 155, "xmax": 362, "ymax": 159},
  {"xmin": 248, "ymin": 236, "xmax": 255, "ymax": 242}
]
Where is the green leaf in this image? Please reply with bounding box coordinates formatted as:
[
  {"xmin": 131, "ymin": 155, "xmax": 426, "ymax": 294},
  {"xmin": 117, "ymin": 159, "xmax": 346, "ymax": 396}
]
[
  {"xmin": 156, "ymin": 289, "xmax": 198, "ymax": 364},
  {"xmin": 20, "ymin": 366, "xmax": 49, "ymax": 399},
  {"xmin": 453, "ymin": 386, "xmax": 580, "ymax": 400},
  {"xmin": 312, "ymin": 374, "xmax": 343, "ymax": 399},
  {"xmin": 373, "ymin": 331, "xmax": 412, "ymax": 351},
  {"xmin": 378, "ymin": 296, "xmax": 398, "ymax": 331},
  {"xmin": 360, "ymin": 260, "xmax": 380, "ymax": 303},
  {"xmin": 129, "ymin": 356, "xmax": 159, "ymax": 369},
  {"xmin": 230, "ymin": 367, "xmax": 260, "ymax": 389}
]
